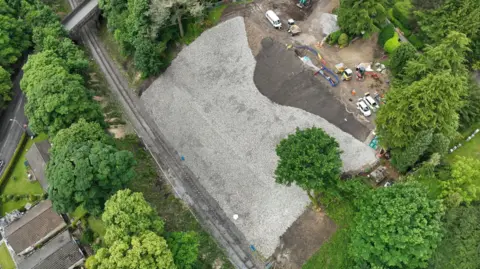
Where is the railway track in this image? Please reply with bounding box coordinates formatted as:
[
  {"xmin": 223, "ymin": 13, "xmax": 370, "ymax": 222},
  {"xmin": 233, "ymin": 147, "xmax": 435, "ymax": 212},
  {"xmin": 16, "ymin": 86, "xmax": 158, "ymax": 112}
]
[{"xmin": 65, "ymin": 0, "xmax": 260, "ymax": 267}]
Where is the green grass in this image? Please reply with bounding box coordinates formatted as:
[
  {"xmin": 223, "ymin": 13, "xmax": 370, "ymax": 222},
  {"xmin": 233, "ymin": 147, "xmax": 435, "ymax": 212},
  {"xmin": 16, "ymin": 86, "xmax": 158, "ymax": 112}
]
[
  {"xmin": 88, "ymin": 216, "xmax": 106, "ymax": 239},
  {"xmin": 71, "ymin": 205, "xmax": 88, "ymax": 221},
  {"xmin": 0, "ymin": 134, "xmax": 48, "ymax": 216},
  {"xmin": 116, "ymin": 135, "xmax": 232, "ymax": 268},
  {"xmin": 207, "ymin": 4, "xmax": 228, "ymax": 24},
  {"xmin": 446, "ymin": 123, "xmax": 480, "ymax": 163},
  {"xmin": 0, "ymin": 242, "xmax": 15, "ymax": 269}
]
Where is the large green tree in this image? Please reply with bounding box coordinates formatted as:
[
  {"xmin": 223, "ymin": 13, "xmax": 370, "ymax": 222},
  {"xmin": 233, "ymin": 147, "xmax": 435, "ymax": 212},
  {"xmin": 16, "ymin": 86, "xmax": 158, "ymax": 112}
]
[
  {"xmin": 350, "ymin": 182, "xmax": 444, "ymax": 268},
  {"xmin": 166, "ymin": 231, "xmax": 199, "ymax": 269},
  {"xmin": 429, "ymin": 205, "xmax": 480, "ymax": 269},
  {"xmin": 391, "ymin": 129, "xmax": 433, "ymax": 173},
  {"xmin": 389, "ymin": 42, "xmax": 417, "ymax": 77},
  {"xmin": 51, "ymin": 118, "xmax": 112, "ymax": 155},
  {"xmin": 102, "ymin": 189, "xmax": 165, "ymax": 243},
  {"xmin": 0, "ymin": 66, "xmax": 11, "ymax": 108},
  {"xmin": 86, "ymin": 231, "xmax": 176, "ymax": 269},
  {"xmin": 46, "ymin": 141, "xmax": 136, "ymax": 215},
  {"xmin": 441, "ymin": 156, "xmax": 480, "ymax": 207},
  {"xmin": 0, "ymin": 13, "xmax": 30, "ymax": 67},
  {"xmin": 337, "ymin": 0, "xmax": 386, "ymax": 37},
  {"xmin": 275, "ymin": 127, "xmax": 342, "ymax": 208},
  {"xmin": 21, "ymin": 51, "xmax": 104, "ymax": 135}
]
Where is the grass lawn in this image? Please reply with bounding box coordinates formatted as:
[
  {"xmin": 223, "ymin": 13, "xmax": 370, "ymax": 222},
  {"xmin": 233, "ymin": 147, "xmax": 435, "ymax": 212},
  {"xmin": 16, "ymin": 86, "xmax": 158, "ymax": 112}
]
[
  {"xmin": 446, "ymin": 123, "xmax": 480, "ymax": 163},
  {"xmin": 0, "ymin": 242, "xmax": 15, "ymax": 269},
  {"xmin": 116, "ymin": 135, "xmax": 232, "ymax": 268},
  {"xmin": 87, "ymin": 216, "xmax": 106, "ymax": 239},
  {"xmin": 0, "ymin": 134, "xmax": 48, "ymax": 216}
]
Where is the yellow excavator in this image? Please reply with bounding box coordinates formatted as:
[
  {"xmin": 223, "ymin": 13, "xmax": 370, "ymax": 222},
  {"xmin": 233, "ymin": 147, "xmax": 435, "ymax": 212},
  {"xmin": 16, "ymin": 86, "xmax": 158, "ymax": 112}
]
[{"xmin": 335, "ymin": 63, "xmax": 353, "ymax": 81}]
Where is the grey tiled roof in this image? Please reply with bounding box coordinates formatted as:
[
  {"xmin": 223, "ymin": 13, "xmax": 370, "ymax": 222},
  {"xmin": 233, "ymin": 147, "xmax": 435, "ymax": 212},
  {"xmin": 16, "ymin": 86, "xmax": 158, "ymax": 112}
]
[{"xmin": 25, "ymin": 140, "xmax": 51, "ymax": 192}]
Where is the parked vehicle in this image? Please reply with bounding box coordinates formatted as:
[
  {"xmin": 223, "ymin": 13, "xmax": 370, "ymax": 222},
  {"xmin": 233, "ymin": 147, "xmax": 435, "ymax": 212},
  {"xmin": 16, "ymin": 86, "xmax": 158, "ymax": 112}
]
[
  {"xmin": 287, "ymin": 19, "xmax": 301, "ymax": 36},
  {"xmin": 364, "ymin": 93, "xmax": 380, "ymax": 111},
  {"xmin": 356, "ymin": 98, "xmax": 372, "ymax": 117},
  {"xmin": 265, "ymin": 10, "xmax": 282, "ymax": 29}
]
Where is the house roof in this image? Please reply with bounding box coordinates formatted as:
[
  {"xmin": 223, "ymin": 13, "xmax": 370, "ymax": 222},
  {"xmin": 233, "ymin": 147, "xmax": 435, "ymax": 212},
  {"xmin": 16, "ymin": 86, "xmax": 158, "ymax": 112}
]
[
  {"xmin": 17, "ymin": 230, "xmax": 84, "ymax": 269},
  {"xmin": 25, "ymin": 140, "xmax": 51, "ymax": 191},
  {"xmin": 5, "ymin": 200, "xmax": 65, "ymax": 254}
]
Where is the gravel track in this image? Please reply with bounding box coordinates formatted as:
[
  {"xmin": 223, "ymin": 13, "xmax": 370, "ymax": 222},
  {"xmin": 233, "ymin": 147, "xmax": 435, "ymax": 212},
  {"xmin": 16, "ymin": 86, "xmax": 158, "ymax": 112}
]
[
  {"xmin": 142, "ymin": 17, "xmax": 377, "ymax": 256},
  {"xmin": 66, "ymin": 1, "xmax": 259, "ymax": 267}
]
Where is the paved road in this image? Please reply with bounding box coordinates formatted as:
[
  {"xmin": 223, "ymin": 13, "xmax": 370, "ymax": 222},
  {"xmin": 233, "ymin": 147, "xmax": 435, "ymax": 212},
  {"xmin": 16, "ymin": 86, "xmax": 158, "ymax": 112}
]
[
  {"xmin": 0, "ymin": 66, "xmax": 27, "ymax": 177},
  {"xmin": 66, "ymin": 0, "xmax": 260, "ymax": 267}
]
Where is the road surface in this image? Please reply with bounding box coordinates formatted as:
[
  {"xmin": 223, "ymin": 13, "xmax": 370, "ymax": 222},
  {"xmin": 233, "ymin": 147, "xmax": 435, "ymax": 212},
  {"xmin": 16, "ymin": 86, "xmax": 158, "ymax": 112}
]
[
  {"xmin": 63, "ymin": 0, "xmax": 98, "ymax": 31},
  {"xmin": 0, "ymin": 67, "xmax": 27, "ymax": 177}
]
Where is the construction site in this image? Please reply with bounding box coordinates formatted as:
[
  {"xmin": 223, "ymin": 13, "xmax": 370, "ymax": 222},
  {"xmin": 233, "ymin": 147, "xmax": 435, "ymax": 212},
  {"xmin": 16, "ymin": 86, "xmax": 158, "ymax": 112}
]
[{"xmin": 141, "ymin": 0, "xmax": 388, "ymax": 267}]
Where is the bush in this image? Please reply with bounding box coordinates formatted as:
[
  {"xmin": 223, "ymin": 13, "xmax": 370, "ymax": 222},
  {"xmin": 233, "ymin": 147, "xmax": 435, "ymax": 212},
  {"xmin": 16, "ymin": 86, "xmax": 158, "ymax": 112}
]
[
  {"xmin": 393, "ymin": 1, "xmax": 413, "ymax": 29},
  {"xmin": 407, "ymin": 34, "xmax": 425, "ymax": 50},
  {"xmin": 328, "ymin": 30, "xmax": 342, "ymax": 45},
  {"xmin": 338, "ymin": 33, "xmax": 349, "ymax": 47},
  {"xmin": 378, "ymin": 24, "xmax": 395, "ymax": 46},
  {"xmin": 81, "ymin": 229, "xmax": 95, "ymax": 244},
  {"xmin": 387, "ymin": 8, "xmax": 411, "ymax": 36},
  {"xmin": 384, "ymin": 32, "xmax": 401, "ymax": 54}
]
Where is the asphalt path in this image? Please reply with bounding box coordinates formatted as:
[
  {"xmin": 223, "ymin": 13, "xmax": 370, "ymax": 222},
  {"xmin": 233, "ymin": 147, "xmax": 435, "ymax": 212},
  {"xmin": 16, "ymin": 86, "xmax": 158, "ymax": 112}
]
[{"xmin": 0, "ymin": 67, "xmax": 27, "ymax": 176}]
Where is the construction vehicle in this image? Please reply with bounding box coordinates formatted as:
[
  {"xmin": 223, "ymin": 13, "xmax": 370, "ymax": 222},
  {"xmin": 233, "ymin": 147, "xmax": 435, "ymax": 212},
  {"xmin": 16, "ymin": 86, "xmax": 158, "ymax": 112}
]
[
  {"xmin": 296, "ymin": 0, "xmax": 311, "ymax": 8},
  {"xmin": 287, "ymin": 19, "xmax": 301, "ymax": 36},
  {"xmin": 334, "ymin": 63, "xmax": 353, "ymax": 81}
]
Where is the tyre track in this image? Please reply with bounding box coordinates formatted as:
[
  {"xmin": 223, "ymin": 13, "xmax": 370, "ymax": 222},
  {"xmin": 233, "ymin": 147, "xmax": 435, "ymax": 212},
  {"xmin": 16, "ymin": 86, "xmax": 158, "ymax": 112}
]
[{"xmin": 66, "ymin": 1, "xmax": 260, "ymax": 268}]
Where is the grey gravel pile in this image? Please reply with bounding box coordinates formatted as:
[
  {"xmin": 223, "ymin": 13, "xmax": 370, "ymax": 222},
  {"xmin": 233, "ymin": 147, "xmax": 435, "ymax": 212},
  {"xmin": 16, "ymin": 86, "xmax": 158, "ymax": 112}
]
[{"xmin": 141, "ymin": 17, "xmax": 377, "ymax": 256}]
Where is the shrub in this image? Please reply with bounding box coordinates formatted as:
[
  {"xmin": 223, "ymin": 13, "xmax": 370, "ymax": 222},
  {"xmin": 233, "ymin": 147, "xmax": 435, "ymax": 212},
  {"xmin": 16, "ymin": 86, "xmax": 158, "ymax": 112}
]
[
  {"xmin": 378, "ymin": 24, "xmax": 395, "ymax": 46},
  {"xmin": 81, "ymin": 229, "xmax": 95, "ymax": 244},
  {"xmin": 387, "ymin": 8, "xmax": 411, "ymax": 36},
  {"xmin": 393, "ymin": 1, "xmax": 413, "ymax": 29},
  {"xmin": 328, "ymin": 30, "xmax": 342, "ymax": 45},
  {"xmin": 407, "ymin": 34, "xmax": 425, "ymax": 50},
  {"xmin": 338, "ymin": 33, "xmax": 349, "ymax": 47},
  {"xmin": 384, "ymin": 33, "xmax": 401, "ymax": 54}
]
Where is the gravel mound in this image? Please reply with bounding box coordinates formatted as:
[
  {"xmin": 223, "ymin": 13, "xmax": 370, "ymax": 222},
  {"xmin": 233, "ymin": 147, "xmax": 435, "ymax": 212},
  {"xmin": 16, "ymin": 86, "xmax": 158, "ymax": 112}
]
[{"xmin": 141, "ymin": 17, "xmax": 377, "ymax": 256}]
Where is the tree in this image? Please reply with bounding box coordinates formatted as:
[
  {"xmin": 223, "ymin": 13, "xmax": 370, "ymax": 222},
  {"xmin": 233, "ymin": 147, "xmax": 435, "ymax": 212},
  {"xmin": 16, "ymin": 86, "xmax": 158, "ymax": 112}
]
[
  {"xmin": 0, "ymin": 13, "xmax": 30, "ymax": 67},
  {"xmin": 0, "ymin": 66, "xmax": 11, "ymax": 108},
  {"xmin": 166, "ymin": 232, "xmax": 199, "ymax": 269},
  {"xmin": 337, "ymin": 0, "xmax": 386, "ymax": 37},
  {"xmin": 391, "ymin": 129, "xmax": 433, "ymax": 173},
  {"xmin": 46, "ymin": 141, "xmax": 136, "ymax": 215},
  {"xmin": 102, "ymin": 189, "xmax": 165, "ymax": 244},
  {"xmin": 389, "ymin": 42, "xmax": 416, "ymax": 76},
  {"xmin": 51, "ymin": 118, "xmax": 112, "ymax": 155},
  {"xmin": 429, "ymin": 205, "xmax": 480, "ymax": 268},
  {"xmin": 376, "ymin": 72, "xmax": 465, "ymax": 149},
  {"xmin": 428, "ymin": 133, "xmax": 450, "ymax": 156},
  {"xmin": 149, "ymin": 0, "xmax": 203, "ymax": 38},
  {"xmin": 458, "ymin": 80, "xmax": 480, "ymax": 130},
  {"xmin": 412, "ymin": 0, "xmax": 444, "ymax": 9},
  {"xmin": 274, "ymin": 127, "xmax": 342, "ymax": 209},
  {"xmin": 21, "ymin": 51, "xmax": 104, "ymax": 135},
  {"xmin": 86, "ymin": 231, "xmax": 176, "ymax": 269},
  {"xmin": 350, "ymin": 182, "xmax": 444, "ymax": 268},
  {"xmin": 441, "ymin": 156, "xmax": 480, "ymax": 207}
]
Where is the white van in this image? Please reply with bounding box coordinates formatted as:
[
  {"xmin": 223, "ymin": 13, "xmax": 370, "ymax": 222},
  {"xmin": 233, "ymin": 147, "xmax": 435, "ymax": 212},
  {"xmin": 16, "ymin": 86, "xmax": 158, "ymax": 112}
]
[{"xmin": 265, "ymin": 10, "xmax": 282, "ymax": 29}]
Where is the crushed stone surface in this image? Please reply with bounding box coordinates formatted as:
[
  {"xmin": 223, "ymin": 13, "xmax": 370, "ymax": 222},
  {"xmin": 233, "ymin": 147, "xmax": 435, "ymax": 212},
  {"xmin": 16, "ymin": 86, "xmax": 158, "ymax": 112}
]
[{"xmin": 141, "ymin": 17, "xmax": 377, "ymax": 256}]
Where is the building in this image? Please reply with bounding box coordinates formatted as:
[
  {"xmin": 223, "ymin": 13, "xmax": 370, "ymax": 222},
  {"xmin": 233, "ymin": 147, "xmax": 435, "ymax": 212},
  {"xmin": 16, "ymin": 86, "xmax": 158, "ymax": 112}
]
[
  {"xmin": 25, "ymin": 140, "xmax": 51, "ymax": 191},
  {"xmin": 4, "ymin": 200, "xmax": 65, "ymax": 255},
  {"xmin": 16, "ymin": 230, "xmax": 85, "ymax": 269}
]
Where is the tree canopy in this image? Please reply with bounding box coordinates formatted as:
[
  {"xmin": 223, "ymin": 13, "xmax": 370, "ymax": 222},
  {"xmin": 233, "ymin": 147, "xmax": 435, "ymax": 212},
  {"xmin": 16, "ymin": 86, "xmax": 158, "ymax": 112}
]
[
  {"xmin": 0, "ymin": 66, "xmax": 11, "ymax": 108},
  {"xmin": 337, "ymin": 0, "xmax": 386, "ymax": 36},
  {"xmin": 21, "ymin": 51, "xmax": 104, "ymax": 135},
  {"xmin": 166, "ymin": 231, "xmax": 199, "ymax": 269},
  {"xmin": 441, "ymin": 156, "xmax": 480, "ymax": 206},
  {"xmin": 46, "ymin": 141, "xmax": 136, "ymax": 215},
  {"xmin": 86, "ymin": 231, "xmax": 176, "ymax": 269},
  {"xmin": 102, "ymin": 189, "xmax": 165, "ymax": 243},
  {"xmin": 350, "ymin": 182, "xmax": 444, "ymax": 268},
  {"xmin": 0, "ymin": 12, "xmax": 30, "ymax": 67},
  {"xmin": 275, "ymin": 127, "xmax": 342, "ymax": 208},
  {"xmin": 389, "ymin": 42, "xmax": 417, "ymax": 77}
]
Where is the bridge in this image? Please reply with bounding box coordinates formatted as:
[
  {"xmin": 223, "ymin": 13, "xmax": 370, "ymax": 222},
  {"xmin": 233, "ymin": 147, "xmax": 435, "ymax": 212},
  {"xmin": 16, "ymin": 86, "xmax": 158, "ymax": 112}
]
[{"xmin": 61, "ymin": 0, "xmax": 99, "ymax": 34}]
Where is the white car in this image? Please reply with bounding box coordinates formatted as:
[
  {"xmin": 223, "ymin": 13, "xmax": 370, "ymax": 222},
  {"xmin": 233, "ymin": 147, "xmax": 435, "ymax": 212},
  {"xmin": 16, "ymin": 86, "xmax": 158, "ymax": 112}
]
[
  {"xmin": 364, "ymin": 93, "xmax": 380, "ymax": 111},
  {"xmin": 357, "ymin": 98, "xmax": 372, "ymax": 117}
]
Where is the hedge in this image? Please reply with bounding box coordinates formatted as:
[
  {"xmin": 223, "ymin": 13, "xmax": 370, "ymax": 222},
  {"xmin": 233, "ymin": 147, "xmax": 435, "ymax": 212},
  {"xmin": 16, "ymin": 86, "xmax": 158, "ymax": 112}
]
[
  {"xmin": 378, "ymin": 24, "xmax": 395, "ymax": 46},
  {"xmin": 387, "ymin": 8, "xmax": 411, "ymax": 37},
  {"xmin": 0, "ymin": 133, "xmax": 26, "ymax": 188},
  {"xmin": 384, "ymin": 32, "xmax": 401, "ymax": 54}
]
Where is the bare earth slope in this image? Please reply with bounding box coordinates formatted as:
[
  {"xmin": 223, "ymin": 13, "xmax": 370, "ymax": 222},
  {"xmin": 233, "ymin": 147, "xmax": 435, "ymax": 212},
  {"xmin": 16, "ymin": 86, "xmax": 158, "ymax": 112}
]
[{"xmin": 141, "ymin": 17, "xmax": 376, "ymax": 256}]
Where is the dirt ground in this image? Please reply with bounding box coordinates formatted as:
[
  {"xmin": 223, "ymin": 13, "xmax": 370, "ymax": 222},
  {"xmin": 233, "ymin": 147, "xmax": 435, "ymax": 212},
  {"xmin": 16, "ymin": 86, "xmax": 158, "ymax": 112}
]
[
  {"xmin": 272, "ymin": 208, "xmax": 337, "ymax": 269},
  {"xmin": 254, "ymin": 37, "xmax": 371, "ymax": 141}
]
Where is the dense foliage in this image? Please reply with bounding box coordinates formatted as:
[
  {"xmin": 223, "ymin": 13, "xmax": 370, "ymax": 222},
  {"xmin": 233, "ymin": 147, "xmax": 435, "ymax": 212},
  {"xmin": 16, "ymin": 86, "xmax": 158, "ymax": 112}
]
[
  {"xmin": 274, "ymin": 127, "xmax": 342, "ymax": 208},
  {"xmin": 388, "ymin": 42, "xmax": 416, "ymax": 76},
  {"xmin": 429, "ymin": 205, "xmax": 480, "ymax": 268},
  {"xmin": 441, "ymin": 156, "xmax": 480, "ymax": 206},
  {"xmin": 46, "ymin": 141, "xmax": 136, "ymax": 215},
  {"xmin": 99, "ymin": 0, "xmax": 204, "ymax": 76},
  {"xmin": 337, "ymin": 0, "xmax": 386, "ymax": 37},
  {"xmin": 0, "ymin": 66, "xmax": 11, "ymax": 108},
  {"xmin": 350, "ymin": 183, "xmax": 444, "ymax": 268},
  {"xmin": 166, "ymin": 232, "xmax": 200, "ymax": 269}
]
